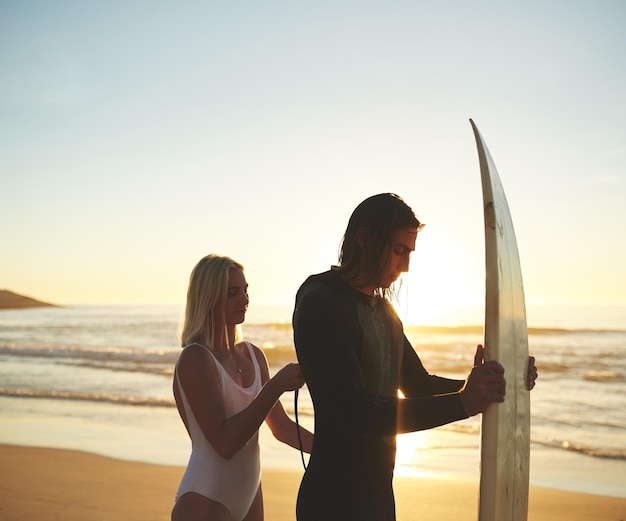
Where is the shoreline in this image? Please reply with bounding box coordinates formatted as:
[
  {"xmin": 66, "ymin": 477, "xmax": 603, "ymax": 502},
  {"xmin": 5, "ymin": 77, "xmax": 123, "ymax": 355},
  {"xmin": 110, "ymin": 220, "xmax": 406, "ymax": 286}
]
[
  {"xmin": 1, "ymin": 395, "xmax": 625, "ymax": 500},
  {"xmin": 1, "ymin": 444, "xmax": 625, "ymax": 521}
]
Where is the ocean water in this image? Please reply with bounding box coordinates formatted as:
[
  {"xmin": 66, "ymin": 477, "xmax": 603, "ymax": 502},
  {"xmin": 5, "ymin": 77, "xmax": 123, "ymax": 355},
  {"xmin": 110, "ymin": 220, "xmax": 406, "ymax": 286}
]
[{"xmin": 0, "ymin": 304, "xmax": 625, "ymax": 498}]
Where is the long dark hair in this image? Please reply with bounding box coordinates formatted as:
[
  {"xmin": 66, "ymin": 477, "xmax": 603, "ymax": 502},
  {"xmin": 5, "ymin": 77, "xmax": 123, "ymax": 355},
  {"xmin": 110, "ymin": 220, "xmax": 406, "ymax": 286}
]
[{"xmin": 334, "ymin": 193, "xmax": 422, "ymax": 296}]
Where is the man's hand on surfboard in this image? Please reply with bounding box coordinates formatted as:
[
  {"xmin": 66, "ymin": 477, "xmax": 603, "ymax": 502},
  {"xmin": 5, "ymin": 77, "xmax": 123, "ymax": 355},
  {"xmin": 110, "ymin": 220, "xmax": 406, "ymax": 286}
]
[
  {"xmin": 459, "ymin": 344, "xmax": 507, "ymax": 417},
  {"xmin": 526, "ymin": 356, "xmax": 538, "ymax": 390}
]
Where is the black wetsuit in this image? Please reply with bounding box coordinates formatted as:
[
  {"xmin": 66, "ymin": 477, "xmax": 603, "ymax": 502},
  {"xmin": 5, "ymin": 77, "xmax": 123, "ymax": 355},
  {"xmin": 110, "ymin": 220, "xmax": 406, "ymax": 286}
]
[{"xmin": 293, "ymin": 270, "xmax": 468, "ymax": 521}]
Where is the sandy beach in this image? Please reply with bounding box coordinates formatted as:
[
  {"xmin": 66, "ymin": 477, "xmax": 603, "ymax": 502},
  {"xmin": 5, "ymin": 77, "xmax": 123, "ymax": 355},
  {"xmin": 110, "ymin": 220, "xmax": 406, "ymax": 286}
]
[{"xmin": 1, "ymin": 444, "xmax": 624, "ymax": 521}]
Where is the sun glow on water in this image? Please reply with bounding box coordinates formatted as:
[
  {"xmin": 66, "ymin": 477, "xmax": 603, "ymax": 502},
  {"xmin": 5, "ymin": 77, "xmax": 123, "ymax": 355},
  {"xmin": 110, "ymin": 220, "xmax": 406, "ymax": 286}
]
[{"xmin": 395, "ymin": 431, "xmax": 428, "ymax": 474}]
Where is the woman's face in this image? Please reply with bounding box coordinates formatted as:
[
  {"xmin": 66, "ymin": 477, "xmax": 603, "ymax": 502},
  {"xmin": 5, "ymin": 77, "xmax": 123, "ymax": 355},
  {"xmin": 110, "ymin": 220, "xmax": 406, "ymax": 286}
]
[
  {"xmin": 223, "ymin": 268, "xmax": 249, "ymax": 325},
  {"xmin": 378, "ymin": 227, "xmax": 418, "ymax": 288}
]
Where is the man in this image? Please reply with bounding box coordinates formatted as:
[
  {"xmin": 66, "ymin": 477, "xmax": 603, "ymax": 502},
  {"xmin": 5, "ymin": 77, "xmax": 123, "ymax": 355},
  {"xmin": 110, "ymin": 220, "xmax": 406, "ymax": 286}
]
[{"xmin": 293, "ymin": 193, "xmax": 536, "ymax": 520}]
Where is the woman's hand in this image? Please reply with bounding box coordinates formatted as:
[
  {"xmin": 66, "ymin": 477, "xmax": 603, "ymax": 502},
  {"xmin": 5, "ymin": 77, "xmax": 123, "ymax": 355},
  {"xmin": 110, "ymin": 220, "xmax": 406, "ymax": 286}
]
[{"xmin": 273, "ymin": 363, "xmax": 306, "ymax": 392}]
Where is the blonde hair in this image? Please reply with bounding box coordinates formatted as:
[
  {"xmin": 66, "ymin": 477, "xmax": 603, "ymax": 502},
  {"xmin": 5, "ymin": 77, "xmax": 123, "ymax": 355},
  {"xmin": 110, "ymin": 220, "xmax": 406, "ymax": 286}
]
[{"xmin": 181, "ymin": 254, "xmax": 244, "ymax": 349}]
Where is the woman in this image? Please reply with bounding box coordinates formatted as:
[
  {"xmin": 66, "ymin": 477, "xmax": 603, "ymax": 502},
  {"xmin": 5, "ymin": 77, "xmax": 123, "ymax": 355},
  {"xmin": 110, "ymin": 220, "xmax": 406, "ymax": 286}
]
[
  {"xmin": 292, "ymin": 193, "xmax": 537, "ymax": 521},
  {"xmin": 172, "ymin": 254, "xmax": 313, "ymax": 521}
]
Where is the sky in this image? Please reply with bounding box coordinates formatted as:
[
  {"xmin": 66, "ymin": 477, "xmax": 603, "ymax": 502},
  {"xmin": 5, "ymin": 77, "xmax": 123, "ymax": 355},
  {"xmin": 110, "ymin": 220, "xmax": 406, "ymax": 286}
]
[{"xmin": 1, "ymin": 1, "xmax": 625, "ymax": 326}]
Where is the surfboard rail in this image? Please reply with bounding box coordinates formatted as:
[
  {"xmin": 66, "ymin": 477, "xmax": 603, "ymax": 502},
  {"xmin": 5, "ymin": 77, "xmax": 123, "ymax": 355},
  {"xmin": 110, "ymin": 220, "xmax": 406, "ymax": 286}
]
[{"xmin": 470, "ymin": 119, "xmax": 530, "ymax": 521}]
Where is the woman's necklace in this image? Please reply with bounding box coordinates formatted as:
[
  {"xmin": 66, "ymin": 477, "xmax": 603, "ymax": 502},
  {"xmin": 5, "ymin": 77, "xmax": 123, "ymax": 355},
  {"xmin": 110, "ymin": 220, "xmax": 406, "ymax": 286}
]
[
  {"xmin": 214, "ymin": 348, "xmax": 242, "ymax": 374},
  {"xmin": 234, "ymin": 349, "xmax": 243, "ymax": 373}
]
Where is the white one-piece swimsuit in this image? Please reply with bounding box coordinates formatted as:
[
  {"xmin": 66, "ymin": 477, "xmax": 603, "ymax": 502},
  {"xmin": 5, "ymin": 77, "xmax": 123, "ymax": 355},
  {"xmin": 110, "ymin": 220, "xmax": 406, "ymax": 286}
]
[{"xmin": 175, "ymin": 342, "xmax": 262, "ymax": 521}]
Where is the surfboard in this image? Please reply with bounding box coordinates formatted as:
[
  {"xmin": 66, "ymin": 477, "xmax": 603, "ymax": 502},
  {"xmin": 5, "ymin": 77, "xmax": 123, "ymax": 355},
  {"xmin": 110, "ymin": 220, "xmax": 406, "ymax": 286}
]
[{"xmin": 470, "ymin": 119, "xmax": 530, "ymax": 521}]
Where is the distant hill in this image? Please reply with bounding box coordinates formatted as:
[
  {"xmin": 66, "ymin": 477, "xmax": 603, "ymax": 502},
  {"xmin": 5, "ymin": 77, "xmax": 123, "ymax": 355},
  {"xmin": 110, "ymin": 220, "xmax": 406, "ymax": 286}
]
[{"xmin": 0, "ymin": 290, "xmax": 57, "ymax": 310}]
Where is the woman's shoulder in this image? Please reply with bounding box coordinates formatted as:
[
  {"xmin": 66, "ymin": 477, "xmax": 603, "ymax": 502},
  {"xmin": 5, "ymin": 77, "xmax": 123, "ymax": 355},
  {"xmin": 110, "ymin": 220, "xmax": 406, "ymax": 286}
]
[
  {"xmin": 181, "ymin": 342, "xmax": 211, "ymax": 355},
  {"xmin": 177, "ymin": 343, "xmax": 216, "ymax": 369},
  {"xmin": 175, "ymin": 344, "xmax": 224, "ymax": 391}
]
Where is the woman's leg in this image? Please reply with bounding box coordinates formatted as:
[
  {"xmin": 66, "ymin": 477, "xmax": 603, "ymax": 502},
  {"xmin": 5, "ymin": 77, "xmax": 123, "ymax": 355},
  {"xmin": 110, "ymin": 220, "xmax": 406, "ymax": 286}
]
[
  {"xmin": 171, "ymin": 492, "xmax": 232, "ymax": 521},
  {"xmin": 242, "ymin": 484, "xmax": 263, "ymax": 521}
]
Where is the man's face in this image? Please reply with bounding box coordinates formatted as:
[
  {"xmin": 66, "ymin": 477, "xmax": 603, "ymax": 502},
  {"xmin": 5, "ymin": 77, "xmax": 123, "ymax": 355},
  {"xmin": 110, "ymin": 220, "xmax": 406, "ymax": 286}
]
[{"xmin": 379, "ymin": 227, "xmax": 418, "ymax": 288}]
